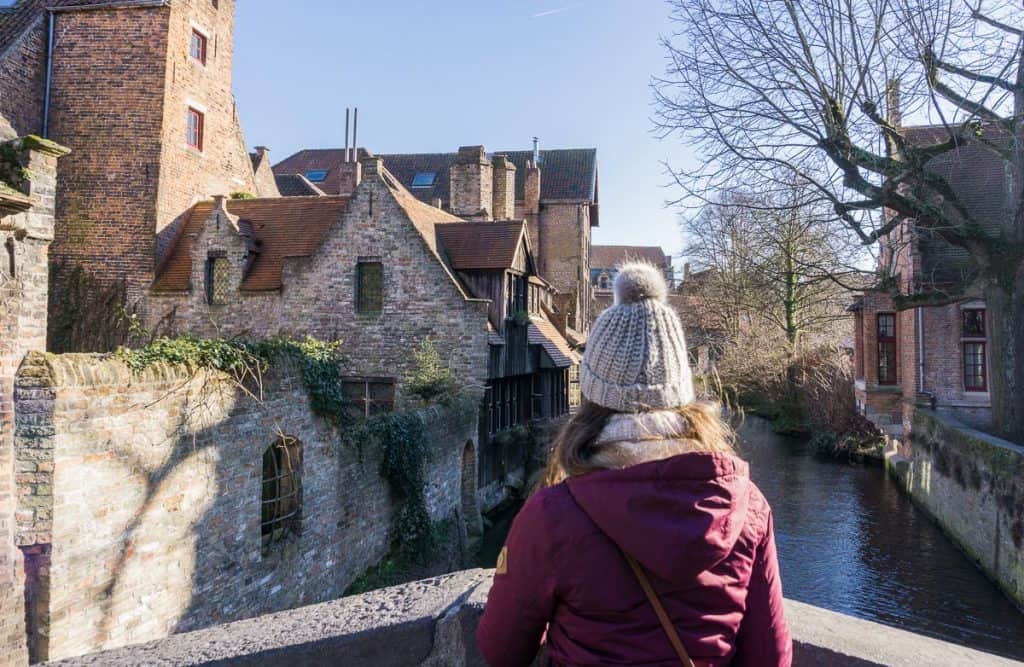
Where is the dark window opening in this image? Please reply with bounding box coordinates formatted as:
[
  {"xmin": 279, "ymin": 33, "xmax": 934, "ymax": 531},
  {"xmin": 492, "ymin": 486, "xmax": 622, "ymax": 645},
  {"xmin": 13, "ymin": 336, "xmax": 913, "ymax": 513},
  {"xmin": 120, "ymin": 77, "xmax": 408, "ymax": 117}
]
[
  {"xmin": 4, "ymin": 237, "xmax": 13, "ymax": 278},
  {"xmin": 187, "ymin": 107, "xmax": 205, "ymax": 151},
  {"xmin": 205, "ymin": 254, "xmax": 230, "ymax": 305},
  {"xmin": 506, "ymin": 274, "xmax": 527, "ymax": 319},
  {"xmin": 876, "ymin": 313, "xmax": 897, "ymax": 385},
  {"xmin": 963, "ymin": 309, "xmax": 986, "ymax": 337},
  {"xmin": 342, "ymin": 378, "xmax": 395, "ymax": 419},
  {"xmin": 190, "ymin": 29, "xmax": 208, "ymax": 65},
  {"xmin": 356, "ymin": 260, "xmax": 383, "ymax": 315},
  {"xmin": 261, "ymin": 435, "xmax": 301, "ymax": 553}
]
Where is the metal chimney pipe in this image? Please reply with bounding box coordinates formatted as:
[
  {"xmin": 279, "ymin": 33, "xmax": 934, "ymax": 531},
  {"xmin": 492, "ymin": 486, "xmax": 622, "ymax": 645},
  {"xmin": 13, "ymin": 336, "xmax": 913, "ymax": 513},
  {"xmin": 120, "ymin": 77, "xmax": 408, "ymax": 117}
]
[
  {"xmin": 352, "ymin": 108, "xmax": 359, "ymax": 161},
  {"xmin": 532, "ymin": 136, "xmax": 540, "ymax": 165},
  {"xmin": 344, "ymin": 108, "xmax": 351, "ymax": 163}
]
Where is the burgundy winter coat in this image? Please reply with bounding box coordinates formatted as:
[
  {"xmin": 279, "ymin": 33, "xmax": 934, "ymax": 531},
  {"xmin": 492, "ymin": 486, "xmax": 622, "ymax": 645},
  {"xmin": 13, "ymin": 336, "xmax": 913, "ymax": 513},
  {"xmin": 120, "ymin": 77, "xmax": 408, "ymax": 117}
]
[{"xmin": 476, "ymin": 452, "xmax": 792, "ymax": 667}]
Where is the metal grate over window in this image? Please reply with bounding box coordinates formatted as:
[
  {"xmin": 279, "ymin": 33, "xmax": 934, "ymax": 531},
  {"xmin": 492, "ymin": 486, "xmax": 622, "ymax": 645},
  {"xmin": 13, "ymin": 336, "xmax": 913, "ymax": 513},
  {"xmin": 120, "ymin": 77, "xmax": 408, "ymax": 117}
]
[
  {"xmin": 261, "ymin": 435, "xmax": 301, "ymax": 553},
  {"xmin": 205, "ymin": 255, "xmax": 231, "ymax": 305}
]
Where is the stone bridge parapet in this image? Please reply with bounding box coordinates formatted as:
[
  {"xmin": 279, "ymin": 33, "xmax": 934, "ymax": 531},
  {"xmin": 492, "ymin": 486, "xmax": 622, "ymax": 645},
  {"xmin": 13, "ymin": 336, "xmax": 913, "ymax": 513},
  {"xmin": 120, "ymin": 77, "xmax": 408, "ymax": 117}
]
[{"xmin": 46, "ymin": 569, "xmax": 1022, "ymax": 667}]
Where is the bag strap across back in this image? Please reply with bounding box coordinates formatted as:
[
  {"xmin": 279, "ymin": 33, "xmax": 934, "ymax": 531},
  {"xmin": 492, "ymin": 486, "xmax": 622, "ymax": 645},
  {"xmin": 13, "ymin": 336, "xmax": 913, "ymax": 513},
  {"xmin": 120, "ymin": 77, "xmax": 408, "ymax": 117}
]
[{"xmin": 565, "ymin": 485, "xmax": 695, "ymax": 667}]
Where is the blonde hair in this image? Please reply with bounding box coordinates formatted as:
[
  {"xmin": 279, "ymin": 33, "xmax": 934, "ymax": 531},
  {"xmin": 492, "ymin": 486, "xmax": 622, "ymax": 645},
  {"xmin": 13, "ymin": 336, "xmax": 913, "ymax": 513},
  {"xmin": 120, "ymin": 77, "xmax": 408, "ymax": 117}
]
[{"xmin": 542, "ymin": 400, "xmax": 736, "ymax": 487}]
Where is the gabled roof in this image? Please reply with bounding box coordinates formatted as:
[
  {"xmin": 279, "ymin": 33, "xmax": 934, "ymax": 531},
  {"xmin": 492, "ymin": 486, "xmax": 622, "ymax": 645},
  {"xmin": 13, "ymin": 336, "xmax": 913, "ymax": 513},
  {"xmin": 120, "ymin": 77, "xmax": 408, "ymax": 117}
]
[
  {"xmin": 274, "ymin": 174, "xmax": 325, "ymax": 198},
  {"xmin": 592, "ymin": 245, "xmax": 669, "ymax": 270},
  {"xmin": 153, "ymin": 196, "xmax": 350, "ymax": 293},
  {"xmin": 529, "ymin": 315, "xmax": 580, "ymax": 368},
  {"xmin": 273, "ymin": 148, "xmax": 598, "ymax": 204},
  {"xmin": 435, "ymin": 220, "xmax": 528, "ymax": 271}
]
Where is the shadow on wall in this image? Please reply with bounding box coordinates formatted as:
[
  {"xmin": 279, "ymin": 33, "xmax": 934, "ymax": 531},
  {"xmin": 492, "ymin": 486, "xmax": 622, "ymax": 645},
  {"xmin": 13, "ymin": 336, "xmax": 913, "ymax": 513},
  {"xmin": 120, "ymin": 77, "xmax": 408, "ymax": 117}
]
[{"xmin": 17, "ymin": 354, "xmax": 478, "ymax": 662}]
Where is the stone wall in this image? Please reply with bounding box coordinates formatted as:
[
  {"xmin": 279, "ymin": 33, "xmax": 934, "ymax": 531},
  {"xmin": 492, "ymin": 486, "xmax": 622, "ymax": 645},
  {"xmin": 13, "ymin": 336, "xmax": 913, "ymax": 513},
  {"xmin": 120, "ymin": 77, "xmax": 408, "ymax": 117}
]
[
  {"xmin": 45, "ymin": 569, "xmax": 1022, "ymax": 667},
  {"xmin": 12, "ymin": 353, "xmax": 478, "ymax": 663},
  {"xmin": 887, "ymin": 409, "xmax": 1024, "ymax": 608},
  {"xmin": 1, "ymin": 138, "xmax": 66, "ymax": 667}
]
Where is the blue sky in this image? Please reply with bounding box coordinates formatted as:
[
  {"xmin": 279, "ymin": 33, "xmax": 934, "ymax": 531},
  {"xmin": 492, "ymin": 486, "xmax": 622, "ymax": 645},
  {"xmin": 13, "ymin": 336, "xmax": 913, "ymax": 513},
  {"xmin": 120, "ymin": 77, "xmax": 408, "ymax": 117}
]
[{"xmin": 233, "ymin": 0, "xmax": 690, "ymax": 262}]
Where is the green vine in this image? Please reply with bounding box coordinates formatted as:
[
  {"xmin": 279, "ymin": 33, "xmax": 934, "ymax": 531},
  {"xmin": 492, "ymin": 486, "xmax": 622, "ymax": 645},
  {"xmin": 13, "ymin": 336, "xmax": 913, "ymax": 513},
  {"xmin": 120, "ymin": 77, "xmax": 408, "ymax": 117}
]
[{"xmin": 350, "ymin": 411, "xmax": 434, "ymax": 561}]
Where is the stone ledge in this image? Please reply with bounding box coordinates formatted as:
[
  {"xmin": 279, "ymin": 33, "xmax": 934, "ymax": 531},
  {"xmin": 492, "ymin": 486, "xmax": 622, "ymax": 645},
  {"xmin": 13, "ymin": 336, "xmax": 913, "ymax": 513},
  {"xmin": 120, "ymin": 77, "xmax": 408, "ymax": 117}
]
[{"xmin": 45, "ymin": 569, "xmax": 1022, "ymax": 667}]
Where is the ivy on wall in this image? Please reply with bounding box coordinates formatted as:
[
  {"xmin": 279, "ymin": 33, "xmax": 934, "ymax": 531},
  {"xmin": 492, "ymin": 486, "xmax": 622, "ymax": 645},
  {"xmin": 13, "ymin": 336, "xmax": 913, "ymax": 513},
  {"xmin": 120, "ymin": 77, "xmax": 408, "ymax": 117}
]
[{"xmin": 119, "ymin": 334, "xmax": 475, "ymax": 564}]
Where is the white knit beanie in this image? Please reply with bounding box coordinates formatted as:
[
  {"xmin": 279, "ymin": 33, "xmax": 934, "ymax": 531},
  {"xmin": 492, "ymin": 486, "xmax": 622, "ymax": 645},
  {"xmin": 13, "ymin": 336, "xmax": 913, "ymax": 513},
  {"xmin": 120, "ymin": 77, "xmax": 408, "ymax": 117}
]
[{"xmin": 581, "ymin": 261, "xmax": 695, "ymax": 412}]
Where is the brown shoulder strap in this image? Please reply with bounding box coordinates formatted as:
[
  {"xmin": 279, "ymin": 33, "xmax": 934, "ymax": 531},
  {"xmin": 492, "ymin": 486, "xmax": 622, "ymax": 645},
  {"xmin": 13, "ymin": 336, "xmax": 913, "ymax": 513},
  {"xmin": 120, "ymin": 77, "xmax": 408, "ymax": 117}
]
[{"xmin": 622, "ymin": 552, "xmax": 696, "ymax": 667}]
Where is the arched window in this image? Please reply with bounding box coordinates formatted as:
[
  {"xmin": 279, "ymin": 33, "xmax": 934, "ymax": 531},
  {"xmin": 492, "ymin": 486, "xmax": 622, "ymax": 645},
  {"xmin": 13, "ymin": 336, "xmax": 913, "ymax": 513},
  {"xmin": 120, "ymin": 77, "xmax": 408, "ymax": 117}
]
[
  {"xmin": 261, "ymin": 435, "xmax": 301, "ymax": 553},
  {"xmin": 4, "ymin": 237, "xmax": 14, "ymax": 278}
]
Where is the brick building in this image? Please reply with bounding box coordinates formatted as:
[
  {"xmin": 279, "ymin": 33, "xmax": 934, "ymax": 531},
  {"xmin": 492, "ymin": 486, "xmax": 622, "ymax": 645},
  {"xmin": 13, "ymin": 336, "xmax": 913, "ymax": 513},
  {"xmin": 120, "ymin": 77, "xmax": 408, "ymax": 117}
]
[
  {"xmin": 590, "ymin": 244, "xmax": 673, "ymax": 315},
  {"xmin": 148, "ymin": 155, "xmax": 577, "ymax": 500},
  {"xmin": 852, "ymin": 126, "xmax": 996, "ymax": 439},
  {"xmin": 273, "ymin": 143, "xmax": 599, "ymax": 336},
  {"xmin": 0, "ymin": 0, "xmax": 279, "ymax": 351},
  {"xmin": 0, "ymin": 134, "xmax": 68, "ymax": 666}
]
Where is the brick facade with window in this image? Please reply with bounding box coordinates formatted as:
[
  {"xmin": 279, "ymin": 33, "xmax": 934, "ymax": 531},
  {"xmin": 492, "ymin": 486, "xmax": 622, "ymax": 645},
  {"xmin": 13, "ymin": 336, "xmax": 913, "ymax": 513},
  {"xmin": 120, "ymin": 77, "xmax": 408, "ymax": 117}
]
[
  {"xmin": 0, "ymin": 1, "xmax": 280, "ymax": 351},
  {"xmin": 851, "ymin": 127, "xmax": 994, "ymax": 436}
]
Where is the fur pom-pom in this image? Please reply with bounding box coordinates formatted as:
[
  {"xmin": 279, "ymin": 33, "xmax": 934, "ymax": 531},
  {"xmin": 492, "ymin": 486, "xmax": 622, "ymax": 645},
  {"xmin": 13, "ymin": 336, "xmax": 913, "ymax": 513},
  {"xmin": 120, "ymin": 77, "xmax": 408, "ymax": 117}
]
[{"xmin": 614, "ymin": 261, "xmax": 669, "ymax": 304}]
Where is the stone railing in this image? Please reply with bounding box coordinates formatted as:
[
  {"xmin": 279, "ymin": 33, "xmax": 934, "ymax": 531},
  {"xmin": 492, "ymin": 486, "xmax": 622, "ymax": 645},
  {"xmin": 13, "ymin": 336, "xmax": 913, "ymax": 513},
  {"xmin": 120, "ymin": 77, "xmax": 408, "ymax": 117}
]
[{"xmin": 47, "ymin": 569, "xmax": 1021, "ymax": 666}]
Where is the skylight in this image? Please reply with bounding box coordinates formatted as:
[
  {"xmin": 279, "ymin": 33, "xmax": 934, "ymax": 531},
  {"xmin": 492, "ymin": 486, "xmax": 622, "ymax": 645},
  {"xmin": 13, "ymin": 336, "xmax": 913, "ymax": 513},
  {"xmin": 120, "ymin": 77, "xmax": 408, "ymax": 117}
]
[
  {"xmin": 411, "ymin": 172, "xmax": 436, "ymax": 188},
  {"xmin": 305, "ymin": 170, "xmax": 328, "ymax": 183}
]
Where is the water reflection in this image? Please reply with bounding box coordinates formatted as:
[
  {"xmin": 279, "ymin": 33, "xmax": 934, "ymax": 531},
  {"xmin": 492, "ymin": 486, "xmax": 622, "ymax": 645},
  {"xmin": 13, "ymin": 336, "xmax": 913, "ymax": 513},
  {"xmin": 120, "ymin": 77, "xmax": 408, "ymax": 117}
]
[{"xmin": 741, "ymin": 417, "xmax": 1024, "ymax": 661}]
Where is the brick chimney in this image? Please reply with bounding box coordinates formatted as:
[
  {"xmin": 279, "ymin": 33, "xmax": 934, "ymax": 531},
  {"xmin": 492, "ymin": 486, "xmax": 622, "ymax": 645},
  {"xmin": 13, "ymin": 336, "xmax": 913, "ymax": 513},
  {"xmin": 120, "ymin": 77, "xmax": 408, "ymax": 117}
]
[
  {"xmin": 491, "ymin": 155, "xmax": 516, "ymax": 220},
  {"xmin": 524, "ymin": 159, "xmax": 541, "ymax": 217},
  {"xmin": 450, "ymin": 146, "xmax": 493, "ymax": 220}
]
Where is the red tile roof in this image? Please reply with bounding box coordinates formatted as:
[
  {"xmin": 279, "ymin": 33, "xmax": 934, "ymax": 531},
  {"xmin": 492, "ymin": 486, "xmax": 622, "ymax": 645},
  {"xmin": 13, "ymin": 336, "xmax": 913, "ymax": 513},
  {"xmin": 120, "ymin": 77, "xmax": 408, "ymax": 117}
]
[
  {"xmin": 591, "ymin": 245, "xmax": 670, "ymax": 270},
  {"xmin": 435, "ymin": 221, "xmax": 527, "ymax": 271},
  {"xmin": 153, "ymin": 196, "xmax": 350, "ymax": 293}
]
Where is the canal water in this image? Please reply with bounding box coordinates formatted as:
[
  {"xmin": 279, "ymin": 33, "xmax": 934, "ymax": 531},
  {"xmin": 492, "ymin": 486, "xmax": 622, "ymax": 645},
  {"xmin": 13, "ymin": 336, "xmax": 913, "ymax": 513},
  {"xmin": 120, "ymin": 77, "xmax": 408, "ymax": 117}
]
[{"xmin": 479, "ymin": 416, "xmax": 1024, "ymax": 661}]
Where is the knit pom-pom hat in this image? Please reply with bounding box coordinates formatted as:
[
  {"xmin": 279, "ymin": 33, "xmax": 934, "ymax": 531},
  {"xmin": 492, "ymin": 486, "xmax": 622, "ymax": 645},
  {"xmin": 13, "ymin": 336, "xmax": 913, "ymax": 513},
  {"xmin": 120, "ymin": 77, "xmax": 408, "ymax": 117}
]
[{"xmin": 581, "ymin": 261, "xmax": 695, "ymax": 412}]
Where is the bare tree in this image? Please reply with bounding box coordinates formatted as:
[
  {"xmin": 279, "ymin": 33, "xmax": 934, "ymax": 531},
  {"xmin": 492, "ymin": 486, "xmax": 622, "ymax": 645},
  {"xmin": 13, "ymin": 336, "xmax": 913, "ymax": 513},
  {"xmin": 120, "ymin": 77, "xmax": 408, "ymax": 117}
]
[
  {"xmin": 683, "ymin": 185, "xmax": 862, "ymax": 353},
  {"xmin": 655, "ymin": 0, "xmax": 1024, "ymax": 441}
]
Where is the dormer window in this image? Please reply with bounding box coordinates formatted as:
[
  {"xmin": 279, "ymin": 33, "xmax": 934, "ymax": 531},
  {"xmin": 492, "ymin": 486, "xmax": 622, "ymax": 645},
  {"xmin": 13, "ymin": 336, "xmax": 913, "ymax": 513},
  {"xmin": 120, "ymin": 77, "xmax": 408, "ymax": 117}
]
[
  {"xmin": 190, "ymin": 29, "xmax": 208, "ymax": 65},
  {"xmin": 305, "ymin": 170, "xmax": 328, "ymax": 183},
  {"xmin": 187, "ymin": 107, "xmax": 205, "ymax": 151}
]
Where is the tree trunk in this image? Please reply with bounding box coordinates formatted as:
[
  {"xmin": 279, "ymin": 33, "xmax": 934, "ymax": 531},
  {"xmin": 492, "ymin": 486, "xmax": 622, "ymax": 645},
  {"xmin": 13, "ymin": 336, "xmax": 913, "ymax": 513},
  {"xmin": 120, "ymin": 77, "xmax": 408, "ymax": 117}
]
[{"xmin": 986, "ymin": 271, "xmax": 1024, "ymax": 443}]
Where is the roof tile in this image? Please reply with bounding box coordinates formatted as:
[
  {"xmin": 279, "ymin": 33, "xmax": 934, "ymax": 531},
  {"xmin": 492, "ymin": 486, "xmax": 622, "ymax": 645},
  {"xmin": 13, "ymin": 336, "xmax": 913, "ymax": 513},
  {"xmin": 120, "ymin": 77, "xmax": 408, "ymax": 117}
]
[{"xmin": 435, "ymin": 221, "xmax": 526, "ymax": 270}]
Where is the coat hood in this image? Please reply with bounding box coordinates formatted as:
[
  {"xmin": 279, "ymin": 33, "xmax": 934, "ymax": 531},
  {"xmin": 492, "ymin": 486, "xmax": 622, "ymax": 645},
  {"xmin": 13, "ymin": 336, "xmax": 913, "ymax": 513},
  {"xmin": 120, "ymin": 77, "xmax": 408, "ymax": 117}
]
[{"xmin": 566, "ymin": 451, "xmax": 751, "ymax": 584}]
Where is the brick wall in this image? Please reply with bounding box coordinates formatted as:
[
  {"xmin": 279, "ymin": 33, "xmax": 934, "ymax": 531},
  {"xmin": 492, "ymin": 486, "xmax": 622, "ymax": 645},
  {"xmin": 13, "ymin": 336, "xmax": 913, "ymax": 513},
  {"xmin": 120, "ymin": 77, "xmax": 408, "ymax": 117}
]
[
  {"xmin": 0, "ymin": 138, "xmax": 65, "ymax": 667},
  {"xmin": 146, "ymin": 172, "xmax": 491, "ymax": 407},
  {"xmin": 12, "ymin": 352, "xmax": 478, "ymax": 662},
  {"xmin": 538, "ymin": 202, "xmax": 591, "ymax": 331},
  {"xmin": 48, "ymin": 1, "xmax": 259, "ymax": 348},
  {"xmin": 48, "ymin": 5, "xmax": 170, "ymax": 306},
  {"xmin": 0, "ymin": 15, "xmax": 47, "ymax": 140},
  {"xmin": 155, "ymin": 0, "xmax": 258, "ymax": 263}
]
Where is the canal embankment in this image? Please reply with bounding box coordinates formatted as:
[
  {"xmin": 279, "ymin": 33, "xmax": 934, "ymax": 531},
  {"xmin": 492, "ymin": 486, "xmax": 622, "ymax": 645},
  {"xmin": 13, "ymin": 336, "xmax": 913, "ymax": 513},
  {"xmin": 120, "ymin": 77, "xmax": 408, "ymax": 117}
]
[{"xmin": 887, "ymin": 409, "xmax": 1024, "ymax": 611}]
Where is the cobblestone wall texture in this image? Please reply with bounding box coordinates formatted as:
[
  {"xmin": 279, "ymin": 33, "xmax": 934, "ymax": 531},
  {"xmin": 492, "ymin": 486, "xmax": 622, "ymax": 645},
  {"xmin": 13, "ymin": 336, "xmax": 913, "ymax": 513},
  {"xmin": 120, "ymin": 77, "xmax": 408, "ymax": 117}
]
[{"xmin": 12, "ymin": 353, "xmax": 477, "ymax": 663}]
